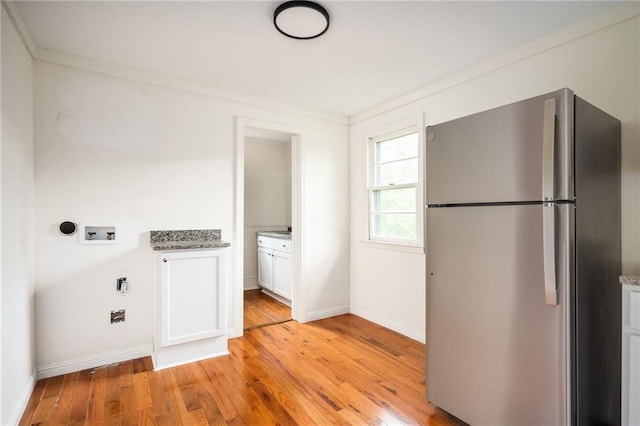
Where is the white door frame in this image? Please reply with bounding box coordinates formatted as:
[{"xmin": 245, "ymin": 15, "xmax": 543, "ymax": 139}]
[{"xmin": 232, "ymin": 117, "xmax": 304, "ymax": 337}]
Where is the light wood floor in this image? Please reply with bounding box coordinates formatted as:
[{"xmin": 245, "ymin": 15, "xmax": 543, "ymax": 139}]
[
  {"xmin": 243, "ymin": 289, "xmax": 291, "ymax": 330},
  {"xmin": 19, "ymin": 314, "xmax": 463, "ymax": 425}
]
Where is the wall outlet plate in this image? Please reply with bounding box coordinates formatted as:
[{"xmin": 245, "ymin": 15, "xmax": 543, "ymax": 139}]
[{"xmin": 110, "ymin": 309, "xmax": 125, "ymax": 323}]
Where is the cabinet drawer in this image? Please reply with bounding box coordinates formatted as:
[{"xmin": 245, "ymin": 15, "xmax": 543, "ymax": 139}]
[
  {"xmin": 257, "ymin": 236, "xmax": 291, "ymax": 252},
  {"xmin": 631, "ymin": 291, "xmax": 640, "ymax": 331},
  {"xmin": 276, "ymin": 240, "xmax": 291, "ymax": 253}
]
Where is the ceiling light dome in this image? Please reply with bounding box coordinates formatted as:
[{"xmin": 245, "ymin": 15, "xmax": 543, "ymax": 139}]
[{"xmin": 274, "ymin": 1, "xmax": 330, "ymax": 40}]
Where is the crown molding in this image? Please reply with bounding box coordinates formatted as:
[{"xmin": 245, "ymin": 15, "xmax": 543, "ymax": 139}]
[
  {"xmin": 2, "ymin": 1, "xmax": 36, "ymax": 57},
  {"xmin": 2, "ymin": 0, "xmax": 347, "ymax": 126},
  {"xmin": 349, "ymin": 2, "xmax": 640, "ymax": 125},
  {"xmin": 34, "ymin": 47, "xmax": 348, "ymax": 125}
]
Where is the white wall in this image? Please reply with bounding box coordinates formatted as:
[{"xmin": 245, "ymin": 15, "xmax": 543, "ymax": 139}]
[
  {"xmin": 1, "ymin": 6, "xmax": 35, "ymax": 424},
  {"xmin": 33, "ymin": 60, "xmax": 349, "ymax": 375},
  {"xmin": 350, "ymin": 8, "xmax": 640, "ymax": 343},
  {"xmin": 243, "ymin": 137, "xmax": 291, "ymax": 290}
]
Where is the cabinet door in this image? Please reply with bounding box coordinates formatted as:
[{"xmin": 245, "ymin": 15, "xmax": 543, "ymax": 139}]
[
  {"xmin": 159, "ymin": 250, "xmax": 225, "ymax": 347},
  {"xmin": 257, "ymin": 247, "xmax": 274, "ymax": 291},
  {"xmin": 630, "ymin": 334, "xmax": 640, "ymax": 425},
  {"xmin": 273, "ymin": 251, "xmax": 291, "ymax": 299}
]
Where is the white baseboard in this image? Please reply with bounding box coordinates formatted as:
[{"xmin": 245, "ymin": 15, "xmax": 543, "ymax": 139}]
[
  {"xmin": 227, "ymin": 327, "xmax": 243, "ymax": 339},
  {"xmin": 152, "ymin": 350, "xmax": 230, "ymax": 372},
  {"xmin": 244, "ymin": 276, "xmax": 259, "ymax": 290},
  {"xmin": 7, "ymin": 371, "xmax": 36, "ymax": 426},
  {"xmin": 349, "ymin": 305, "xmax": 425, "ymax": 343},
  {"xmin": 36, "ymin": 344, "xmax": 153, "ymax": 380},
  {"xmin": 303, "ymin": 305, "xmax": 350, "ymax": 323},
  {"xmin": 259, "ymin": 288, "xmax": 291, "ymax": 307}
]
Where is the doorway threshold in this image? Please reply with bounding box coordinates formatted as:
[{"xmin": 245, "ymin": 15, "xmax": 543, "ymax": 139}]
[{"xmin": 244, "ymin": 318, "xmax": 293, "ymax": 331}]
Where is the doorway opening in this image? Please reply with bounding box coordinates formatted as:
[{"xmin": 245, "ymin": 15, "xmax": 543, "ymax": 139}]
[{"xmin": 234, "ymin": 119, "xmax": 302, "ymax": 336}]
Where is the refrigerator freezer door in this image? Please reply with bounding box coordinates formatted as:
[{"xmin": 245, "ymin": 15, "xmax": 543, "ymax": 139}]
[
  {"xmin": 426, "ymin": 89, "xmax": 573, "ymax": 205},
  {"xmin": 426, "ymin": 204, "xmax": 568, "ymax": 425}
]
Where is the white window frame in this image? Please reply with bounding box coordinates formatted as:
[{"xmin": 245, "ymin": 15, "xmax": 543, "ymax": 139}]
[{"xmin": 366, "ymin": 118, "xmax": 424, "ymax": 251}]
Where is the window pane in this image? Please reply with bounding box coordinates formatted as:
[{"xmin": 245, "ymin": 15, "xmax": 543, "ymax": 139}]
[
  {"xmin": 372, "ymin": 214, "xmax": 416, "ymax": 240},
  {"xmin": 376, "ymin": 133, "xmax": 418, "ymax": 163},
  {"xmin": 375, "ymin": 158, "xmax": 418, "ymax": 186},
  {"xmin": 373, "ymin": 187, "xmax": 416, "ymax": 213}
]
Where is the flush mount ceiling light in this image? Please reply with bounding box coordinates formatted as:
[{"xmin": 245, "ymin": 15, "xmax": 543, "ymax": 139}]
[{"xmin": 273, "ymin": 1, "xmax": 330, "ymax": 40}]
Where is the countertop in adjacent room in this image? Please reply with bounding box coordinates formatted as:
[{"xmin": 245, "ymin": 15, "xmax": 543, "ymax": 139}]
[
  {"xmin": 620, "ymin": 275, "xmax": 640, "ymax": 286},
  {"xmin": 257, "ymin": 231, "xmax": 292, "ymax": 240}
]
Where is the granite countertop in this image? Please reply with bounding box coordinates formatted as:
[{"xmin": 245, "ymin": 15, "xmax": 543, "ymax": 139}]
[
  {"xmin": 620, "ymin": 275, "xmax": 640, "ymax": 286},
  {"xmin": 150, "ymin": 229, "xmax": 230, "ymax": 251},
  {"xmin": 257, "ymin": 231, "xmax": 292, "ymax": 241}
]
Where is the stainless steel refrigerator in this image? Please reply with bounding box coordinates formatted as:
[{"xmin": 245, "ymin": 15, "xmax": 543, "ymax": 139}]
[{"xmin": 425, "ymin": 88, "xmax": 621, "ymax": 425}]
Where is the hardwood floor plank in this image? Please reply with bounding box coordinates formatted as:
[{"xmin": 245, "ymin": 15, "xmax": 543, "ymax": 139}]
[
  {"xmin": 29, "ymin": 393, "xmax": 57, "ymax": 424},
  {"xmin": 86, "ymin": 366, "xmax": 107, "ymax": 425},
  {"xmin": 179, "ymin": 363, "xmax": 226, "ymax": 425},
  {"xmin": 241, "ymin": 332, "xmax": 336, "ymax": 424},
  {"xmin": 19, "ymin": 314, "xmax": 464, "ymax": 426},
  {"xmin": 132, "ymin": 357, "xmax": 148, "ymax": 374},
  {"xmin": 243, "ymin": 289, "xmax": 291, "ymax": 330},
  {"xmin": 282, "ymin": 321, "xmax": 437, "ymax": 423},
  {"xmin": 132, "ymin": 370, "xmax": 155, "ymax": 426},
  {"xmin": 120, "ymin": 384, "xmax": 138, "ymax": 426},
  {"xmin": 190, "ymin": 362, "xmax": 238, "ymax": 423},
  {"xmin": 119, "ymin": 360, "xmax": 139, "ymax": 426},
  {"xmin": 67, "ymin": 369, "xmax": 92, "ymax": 424},
  {"xmin": 155, "ymin": 369, "xmax": 183, "ymax": 425},
  {"xmin": 42, "ymin": 374, "xmax": 64, "ymax": 399},
  {"xmin": 247, "ymin": 322, "xmax": 402, "ymax": 424},
  {"xmin": 187, "ymin": 408, "xmax": 214, "ymax": 426},
  {"xmin": 146, "ymin": 368, "xmax": 169, "ymax": 419},
  {"xmin": 301, "ymin": 319, "xmax": 429, "ymax": 404},
  {"xmin": 172, "ymin": 364, "xmax": 202, "ymax": 412},
  {"xmin": 17, "ymin": 375, "xmax": 47, "ymax": 426},
  {"xmin": 119, "ymin": 360, "xmax": 134, "ymax": 388},
  {"xmin": 323, "ymin": 315, "xmax": 427, "ymax": 375},
  {"xmin": 223, "ymin": 338, "xmax": 306, "ymax": 424},
  {"xmin": 166, "ymin": 368, "xmax": 194, "ymax": 425},
  {"xmin": 104, "ymin": 363, "xmax": 122, "ymax": 425},
  {"xmin": 227, "ymin": 389, "xmax": 277, "ymax": 425},
  {"xmin": 50, "ymin": 371, "xmax": 78, "ymax": 425}
]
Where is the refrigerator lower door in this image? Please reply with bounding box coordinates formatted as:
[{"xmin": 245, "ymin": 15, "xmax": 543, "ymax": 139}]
[{"xmin": 426, "ymin": 204, "xmax": 569, "ymax": 425}]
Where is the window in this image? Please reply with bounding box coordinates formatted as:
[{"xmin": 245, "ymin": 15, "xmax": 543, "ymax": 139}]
[{"xmin": 369, "ymin": 127, "xmax": 420, "ymax": 245}]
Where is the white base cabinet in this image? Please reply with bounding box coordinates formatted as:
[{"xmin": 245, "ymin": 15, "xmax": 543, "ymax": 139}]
[
  {"xmin": 257, "ymin": 236, "xmax": 292, "ymax": 300},
  {"xmin": 153, "ymin": 249, "xmax": 227, "ymax": 370},
  {"xmin": 623, "ymin": 284, "xmax": 640, "ymax": 425},
  {"xmin": 257, "ymin": 247, "xmax": 274, "ymax": 291}
]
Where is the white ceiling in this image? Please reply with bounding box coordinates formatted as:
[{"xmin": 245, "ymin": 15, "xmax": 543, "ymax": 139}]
[{"xmin": 14, "ymin": 1, "xmax": 621, "ymax": 116}]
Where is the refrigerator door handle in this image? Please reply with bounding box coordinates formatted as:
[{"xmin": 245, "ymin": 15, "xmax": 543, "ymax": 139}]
[
  {"xmin": 542, "ymin": 98, "xmax": 558, "ymax": 306},
  {"xmin": 543, "ymin": 203, "xmax": 558, "ymax": 305},
  {"xmin": 542, "ymin": 98, "xmax": 556, "ymax": 202}
]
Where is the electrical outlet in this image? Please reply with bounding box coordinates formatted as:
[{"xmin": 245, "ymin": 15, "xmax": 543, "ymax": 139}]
[
  {"xmin": 110, "ymin": 309, "xmax": 125, "ymax": 323},
  {"xmin": 116, "ymin": 277, "xmax": 128, "ymax": 293}
]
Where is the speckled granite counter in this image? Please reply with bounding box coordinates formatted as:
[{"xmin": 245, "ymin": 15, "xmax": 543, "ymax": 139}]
[
  {"xmin": 257, "ymin": 231, "xmax": 292, "ymax": 240},
  {"xmin": 620, "ymin": 275, "xmax": 640, "ymax": 286},
  {"xmin": 150, "ymin": 229, "xmax": 230, "ymax": 251}
]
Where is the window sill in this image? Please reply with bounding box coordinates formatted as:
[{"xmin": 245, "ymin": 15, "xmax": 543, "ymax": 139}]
[{"xmin": 360, "ymin": 240, "xmax": 424, "ymax": 254}]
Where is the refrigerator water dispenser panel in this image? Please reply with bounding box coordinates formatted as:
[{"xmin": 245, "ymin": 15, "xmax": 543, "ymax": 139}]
[{"xmin": 78, "ymin": 223, "xmax": 119, "ymax": 244}]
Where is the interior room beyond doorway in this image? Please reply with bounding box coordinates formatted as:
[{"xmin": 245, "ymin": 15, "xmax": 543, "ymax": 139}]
[{"xmin": 243, "ymin": 128, "xmax": 294, "ymax": 330}]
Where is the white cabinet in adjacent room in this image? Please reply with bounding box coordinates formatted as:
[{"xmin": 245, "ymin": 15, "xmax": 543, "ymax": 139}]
[
  {"xmin": 623, "ymin": 284, "xmax": 640, "ymax": 426},
  {"xmin": 257, "ymin": 235, "xmax": 292, "ymax": 301},
  {"xmin": 257, "ymin": 247, "xmax": 274, "ymax": 291},
  {"xmin": 273, "ymin": 250, "xmax": 292, "ymax": 299},
  {"xmin": 154, "ymin": 249, "xmax": 227, "ymax": 370}
]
